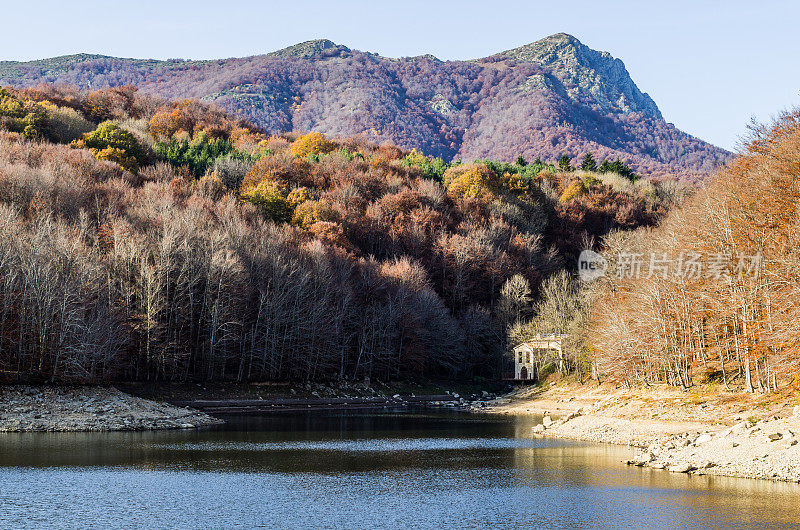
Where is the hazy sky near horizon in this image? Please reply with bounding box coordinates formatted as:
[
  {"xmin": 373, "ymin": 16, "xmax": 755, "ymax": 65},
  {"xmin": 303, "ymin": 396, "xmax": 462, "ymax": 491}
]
[{"xmin": 3, "ymin": 0, "xmax": 798, "ymax": 151}]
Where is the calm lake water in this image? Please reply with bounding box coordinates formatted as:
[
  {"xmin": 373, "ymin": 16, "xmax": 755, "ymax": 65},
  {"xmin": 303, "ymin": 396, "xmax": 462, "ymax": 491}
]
[{"xmin": 1, "ymin": 410, "xmax": 800, "ymax": 529}]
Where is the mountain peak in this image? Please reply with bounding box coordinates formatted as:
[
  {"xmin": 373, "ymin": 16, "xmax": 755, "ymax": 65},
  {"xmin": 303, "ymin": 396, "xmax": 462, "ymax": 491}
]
[
  {"xmin": 269, "ymin": 39, "xmax": 350, "ymax": 59},
  {"xmin": 496, "ymin": 33, "xmax": 662, "ymax": 119},
  {"xmin": 539, "ymin": 32, "xmax": 581, "ymax": 44}
]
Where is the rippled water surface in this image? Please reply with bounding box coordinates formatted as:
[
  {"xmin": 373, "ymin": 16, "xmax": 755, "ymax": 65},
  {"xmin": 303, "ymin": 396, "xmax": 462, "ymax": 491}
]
[{"xmin": 1, "ymin": 411, "xmax": 800, "ymax": 529}]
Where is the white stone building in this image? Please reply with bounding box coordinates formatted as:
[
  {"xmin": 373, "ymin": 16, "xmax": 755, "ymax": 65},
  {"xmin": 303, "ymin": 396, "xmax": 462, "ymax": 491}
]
[{"xmin": 510, "ymin": 334, "xmax": 566, "ymax": 381}]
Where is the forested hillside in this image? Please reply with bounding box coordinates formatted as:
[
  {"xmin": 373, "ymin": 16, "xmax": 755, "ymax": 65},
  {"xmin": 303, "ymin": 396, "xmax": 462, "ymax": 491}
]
[
  {"xmin": 0, "ymin": 84, "xmax": 680, "ymax": 383},
  {"xmin": 0, "ymin": 34, "xmax": 730, "ymax": 181},
  {"xmin": 576, "ymin": 110, "xmax": 800, "ymax": 393}
]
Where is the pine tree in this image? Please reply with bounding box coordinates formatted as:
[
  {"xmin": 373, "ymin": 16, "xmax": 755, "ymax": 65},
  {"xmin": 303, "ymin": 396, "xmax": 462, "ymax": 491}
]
[
  {"xmin": 558, "ymin": 154, "xmax": 573, "ymax": 172},
  {"xmin": 580, "ymin": 152, "xmax": 597, "ymax": 171}
]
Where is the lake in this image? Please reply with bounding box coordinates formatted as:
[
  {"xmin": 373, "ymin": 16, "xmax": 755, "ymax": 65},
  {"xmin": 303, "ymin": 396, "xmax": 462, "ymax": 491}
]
[{"xmin": 1, "ymin": 410, "xmax": 800, "ymax": 529}]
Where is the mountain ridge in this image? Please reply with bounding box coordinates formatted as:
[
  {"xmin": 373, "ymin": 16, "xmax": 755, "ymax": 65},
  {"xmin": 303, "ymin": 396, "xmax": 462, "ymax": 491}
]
[{"xmin": 0, "ymin": 34, "xmax": 729, "ymax": 180}]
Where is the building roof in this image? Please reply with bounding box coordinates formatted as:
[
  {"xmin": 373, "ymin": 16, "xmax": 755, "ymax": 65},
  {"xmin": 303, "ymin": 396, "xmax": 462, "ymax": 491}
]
[{"xmin": 513, "ymin": 334, "xmax": 566, "ymax": 350}]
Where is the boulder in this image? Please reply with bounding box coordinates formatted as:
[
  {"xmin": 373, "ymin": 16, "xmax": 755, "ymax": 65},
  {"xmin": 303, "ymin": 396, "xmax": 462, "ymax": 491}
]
[
  {"xmin": 668, "ymin": 463, "xmax": 694, "ymax": 473},
  {"xmin": 768, "ymin": 432, "xmax": 783, "ymax": 442},
  {"xmin": 532, "ymin": 424, "xmax": 546, "ymax": 434},
  {"xmin": 694, "ymin": 434, "xmax": 713, "ymax": 445},
  {"xmin": 793, "ymin": 405, "xmax": 800, "ymax": 418},
  {"xmin": 542, "ymin": 415, "xmax": 554, "ymax": 427}
]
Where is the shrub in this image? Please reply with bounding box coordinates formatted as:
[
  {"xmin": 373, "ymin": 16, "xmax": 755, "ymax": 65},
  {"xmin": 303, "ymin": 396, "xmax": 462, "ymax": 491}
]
[
  {"xmin": 72, "ymin": 121, "xmax": 145, "ymax": 172},
  {"xmin": 155, "ymin": 132, "xmax": 240, "ymax": 176},
  {"xmin": 402, "ymin": 149, "xmax": 449, "ymax": 181},
  {"xmin": 42, "ymin": 104, "xmax": 94, "ymax": 143},
  {"xmin": 240, "ymin": 180, "xmax": 291, "ymax": 223},
  {"xmin": 212, "ymin": 156, "xmax": 253, "ymax": 190},
  {"xmin": 559, "ymin": 178, "xmax": 587, "ymax": 202},
  {"xmin": 290, "ymin": 132, "xmax": 335, "ymax": 158},
  {"xmin": 94, "ymin": 147, "xmax": 139, "ymax": 172},
  {"xmin": 292, "ymin": 198, "xmax": 339, "ymax": 229},
  {"xmin": 149, "ymin": 100, "xmax": 196, "ymax": 138},
  {"xmin": 442, "ymin": 163, "xmax": 499, "ymax": 199}
]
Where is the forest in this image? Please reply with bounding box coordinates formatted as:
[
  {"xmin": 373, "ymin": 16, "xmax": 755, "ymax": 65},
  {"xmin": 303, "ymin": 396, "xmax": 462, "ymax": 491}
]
[
  {"xmin": 581, "ymin": 110, "xmax": 800, "ymax": 394},
  {"xmin": 0, "ymin": 84, "xmax": 678, "ymax": 384}
]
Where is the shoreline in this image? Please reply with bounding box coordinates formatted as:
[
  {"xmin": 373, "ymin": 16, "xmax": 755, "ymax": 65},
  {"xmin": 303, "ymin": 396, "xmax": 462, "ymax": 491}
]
[
  {"xmin": 0, "ymin": 385, "xmax": 223, "ymax": 432},
  {"xmin": 479, "ymin": 382, "xmax": 800, "ymax": 483},
  {"xmin": 0, "ymin": 382, "xmax": 502, "ymax": 433}
]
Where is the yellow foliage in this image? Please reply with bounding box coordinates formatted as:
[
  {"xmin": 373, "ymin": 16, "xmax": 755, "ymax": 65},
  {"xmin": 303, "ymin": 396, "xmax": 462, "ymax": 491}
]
[
  {"xmin": 499, "ymin": 172, "xmax": 530, "ymax": 197},
  {"xmin": 290, "ymin": 132, "xmax": 335, "ymax": 158},
  {"xmin": 240, "ymin": 180, "xmax": 291, "ymax": 223},
  {"xmin": 292, "ymin": 198, "xmax": 339, "ymax": 229},
  {"xmin": 443, "ymin": 163, "xmax": 499, "ymax": 200},
  {"xmin": 560, "ymin": 178, "xmax": 588, "ymax": 202},
  {"xmin": 287, "ymin": 186, "xmax": 314, "ymax": 207},
  {"xmin": 93, "ymin": 147, "xmax": 139, "ymax": 172},
  {"xmin": 404, "ymin": 148, "xmax": 428, "ymax": 166}
]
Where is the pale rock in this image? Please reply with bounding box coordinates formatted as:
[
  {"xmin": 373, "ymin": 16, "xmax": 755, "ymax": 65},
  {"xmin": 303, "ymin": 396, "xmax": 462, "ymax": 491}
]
[
  {"xmin": 694, "ymin": 434, "xmax": 713, "ymax": 445},
  {"xmin": 669, "ymin": 463, "xmax": 694, "ymax": 473}
]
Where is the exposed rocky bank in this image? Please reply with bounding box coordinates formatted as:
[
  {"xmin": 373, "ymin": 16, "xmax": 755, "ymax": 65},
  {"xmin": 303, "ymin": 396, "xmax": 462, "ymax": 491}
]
[
  {"xmin": 482, "ymin": 383, "xmax": 800, "ymax": 483},
  {"xmin": 0, "ymin": 385, "xmax": 223, "ymax": 432}
]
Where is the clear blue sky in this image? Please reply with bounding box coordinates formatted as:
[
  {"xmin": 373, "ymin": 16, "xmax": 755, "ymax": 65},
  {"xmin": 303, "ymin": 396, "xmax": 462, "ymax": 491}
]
[{"xmin": 3, "ymin": 0, "xmax": 798, "ymax": 151}]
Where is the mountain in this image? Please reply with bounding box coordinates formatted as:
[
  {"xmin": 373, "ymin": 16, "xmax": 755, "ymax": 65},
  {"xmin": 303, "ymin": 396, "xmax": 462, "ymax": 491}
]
[{"xmin": 0, "ymin": 34, "xmax": 729, "ymax": 180}]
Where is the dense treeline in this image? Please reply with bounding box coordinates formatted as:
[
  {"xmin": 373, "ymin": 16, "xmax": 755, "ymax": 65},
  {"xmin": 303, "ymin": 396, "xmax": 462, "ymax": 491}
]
[
  {"xmin": 584, "ymin": 110, "xmax": 800, "ymax": 392},
  {"xmin": 0, "ymin": 84, "xmax": 677, "ymax": 383}
]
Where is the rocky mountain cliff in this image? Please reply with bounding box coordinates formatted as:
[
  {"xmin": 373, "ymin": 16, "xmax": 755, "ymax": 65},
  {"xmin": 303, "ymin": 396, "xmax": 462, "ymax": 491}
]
[
  {"xmin": 0, "ymin": 34, "xmax": 729, "ymax": 180},
  {"xmin": 494, "ymin": 33, "xmax": 662, "ymax": 118}
]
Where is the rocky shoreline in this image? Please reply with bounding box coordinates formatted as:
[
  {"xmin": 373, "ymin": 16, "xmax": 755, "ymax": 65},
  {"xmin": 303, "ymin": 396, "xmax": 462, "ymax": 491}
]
[
  {"xmin": 482, "ymin": 383, "xmax": 800, "ymax": 483},
  {"xmin": 0, "ymin": 385, "xmax": 223, "ymax": 432}
]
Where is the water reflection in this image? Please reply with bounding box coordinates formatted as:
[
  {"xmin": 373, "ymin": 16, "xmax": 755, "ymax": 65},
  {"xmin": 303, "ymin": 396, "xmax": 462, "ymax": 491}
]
[{"xmin": 0, "ymin": 410, "xmax": 799, "ymax": 529}]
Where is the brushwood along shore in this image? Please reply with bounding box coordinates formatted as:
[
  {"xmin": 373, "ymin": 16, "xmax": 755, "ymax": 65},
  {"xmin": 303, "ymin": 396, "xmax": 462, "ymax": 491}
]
[{"xmin": 481, "ymin": 383, "xmax": 800, "ymax": 483}]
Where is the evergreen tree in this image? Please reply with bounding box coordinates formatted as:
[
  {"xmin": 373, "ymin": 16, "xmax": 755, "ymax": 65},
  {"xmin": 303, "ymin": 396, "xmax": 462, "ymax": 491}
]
[
  {"xmin": 516, "ymin": 155, "xmax": 528, "ymax": 167},
  {"xmin": 558, "ymin": 154, "xmax": 573, "ymax": 172},
  {"xmin": 580, "ymin": 152, "xmax": 597, "ymax": 171},
  {"xmin": 598, "ymin": 157, "xmax": 637, "ymax": 181}
]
